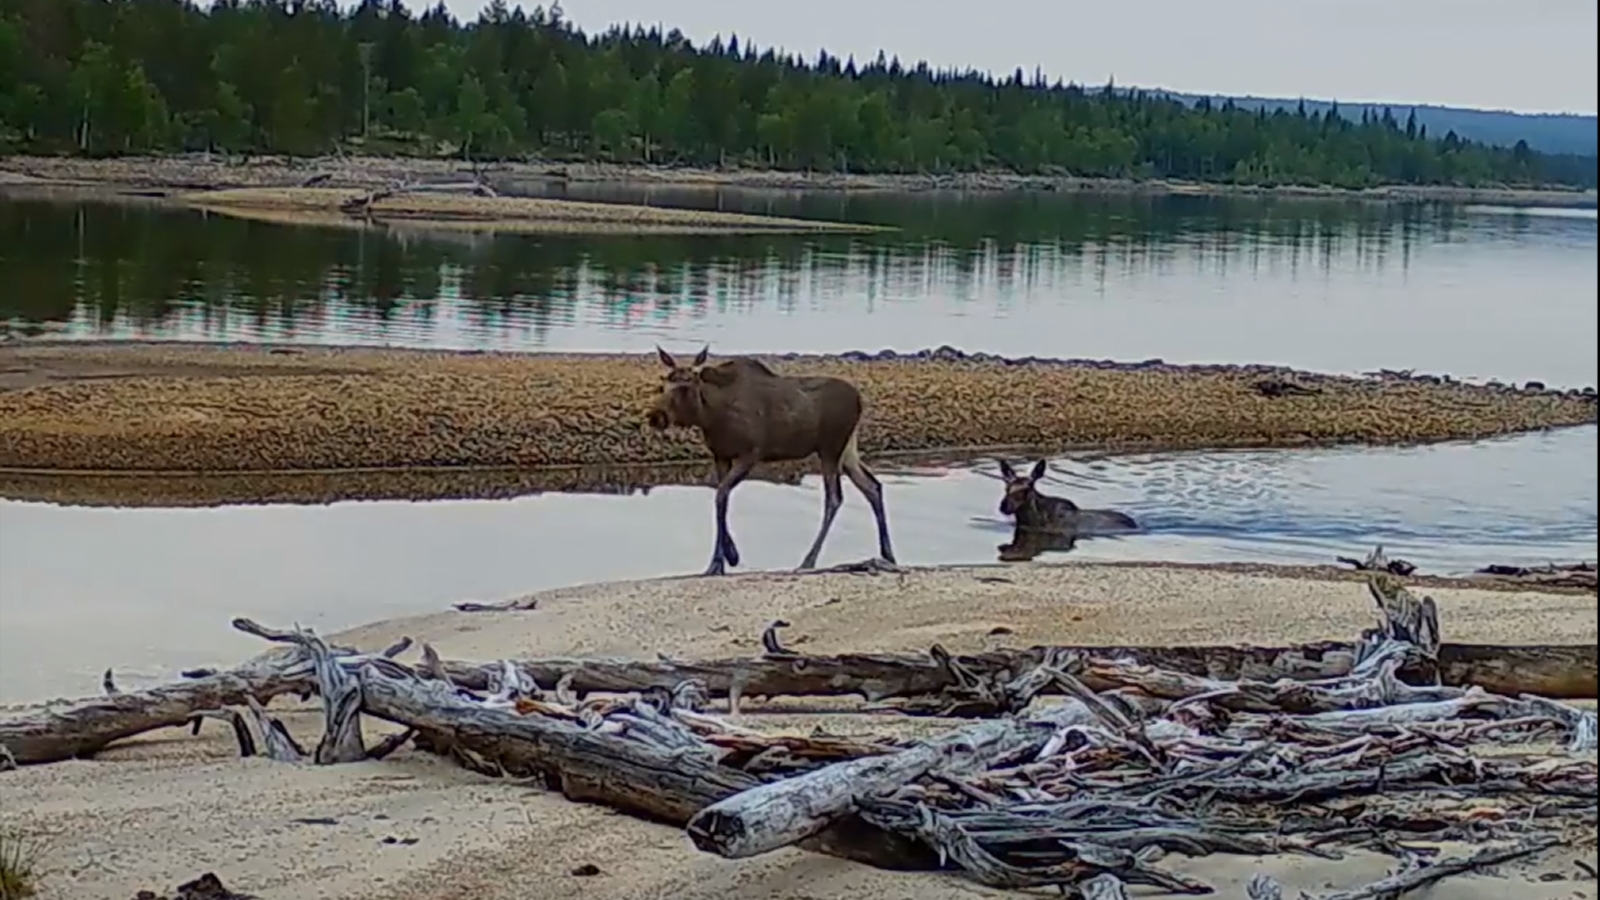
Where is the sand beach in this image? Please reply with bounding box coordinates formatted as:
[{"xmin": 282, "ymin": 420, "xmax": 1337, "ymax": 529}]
[{"xmin": 0, "ymin": 561, "xmax": 1595, "ymax": 900}]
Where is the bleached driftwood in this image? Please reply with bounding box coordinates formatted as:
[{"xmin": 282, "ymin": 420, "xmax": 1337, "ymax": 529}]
[
  {"xmin": 0, "ymin": 666, "xmax": 310, "ymax": 765},
  {"xmin": 1080, "ymin": 874, "xmax": 1131, "ymax": 900},
  {"xmin": 229, "ymin": 618, "xmax": 369, "ymax": 763},
  {"xmin": 1476, "ymin": 561, "xmax": 1597, "ymax": 591},
  {"xmin": 677, "ymin": 573, "xmax": 1597, "ymax": 891},
  {"xmin": 1334, "ymin": 543, "xmax": 1417, "ymax": 577},
  {"xmin": 684, "ymin": 694, "xmax": 1175, "ymax": 860},
  {"xmin": 431, "ymin": 636, "xmax": 1598, "ymax": 708},
  {"xmin": 337, "ymin": 179, "xmax": 497, "ymax": 217},
  {"xmin": 681, "ymin": 644, "xmax": 1202, "ymax": 861},
  {"xmin": 341, "ymin": 654, "xmax": 935, "ymax": 869},
  {"xmin": 1309, "ymin": 837, "xmax": 1559, "ymax": 900},
  {"xmin": 0, "ymin": 620, "xmax": 412, "ymax": 766}
]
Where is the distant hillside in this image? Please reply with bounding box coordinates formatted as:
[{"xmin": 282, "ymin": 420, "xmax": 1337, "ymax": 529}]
[{"xmin": 1153, "ymin": 91, "xmax": 1597, "ymax": 157}]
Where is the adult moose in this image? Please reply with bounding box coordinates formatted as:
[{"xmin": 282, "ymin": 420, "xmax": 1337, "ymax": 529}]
[{"xmin": 646, "ymin": 345, "xmax": 897, "ymax": 576}]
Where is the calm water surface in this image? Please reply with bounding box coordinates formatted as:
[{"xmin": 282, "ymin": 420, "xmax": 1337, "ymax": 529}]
[
  {"xmin": 2, "ymin": 190, "xmax": 1596, "ymax": 385},
  {"xmin": 0, "ymin": 427, "xmax": 1593, "ymax": 705},
  {"xmin": 0, "ymin": 189, "xmax": 1595, "ymax": 704}
]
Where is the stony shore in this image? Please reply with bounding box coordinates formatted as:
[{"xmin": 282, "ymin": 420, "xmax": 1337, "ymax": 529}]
[
  {"xmin": 0, "ymin": 341, "xmax": 1592, "ymax": 481},
  {"xmin": 4, "ymin": 153, "xmax": 1596, "ymax": 207},
  {"xmin": 0, "ymin": 562, "xmax": 1594, "ymax": 900}
]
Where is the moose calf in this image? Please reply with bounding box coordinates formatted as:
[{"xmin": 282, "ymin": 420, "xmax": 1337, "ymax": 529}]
[{"xmin": 996, "ymin": 458, "xmax": 1139, "ymax": 560}]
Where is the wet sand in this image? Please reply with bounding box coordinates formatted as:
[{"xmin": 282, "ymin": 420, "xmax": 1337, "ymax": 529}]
[
  {"xmin": 0, "ymin": 562, "xmax": 1595, "ymax": 899},
  {"xmin": 1, "ymin": 341, "xmax": 1592, "ymax": 482}
]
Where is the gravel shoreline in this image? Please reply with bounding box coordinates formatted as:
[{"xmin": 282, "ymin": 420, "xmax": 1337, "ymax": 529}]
[
  {"xmin": 4, "ymin": 153, "xmax": 1596, "ymax": 207},
  {"xmin": 0, "ymin": 340, "xmax": 1592, "ymax": 479}
]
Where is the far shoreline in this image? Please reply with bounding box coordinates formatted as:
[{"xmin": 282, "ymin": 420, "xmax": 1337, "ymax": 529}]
[{"xmin": 3, "ymin": 153, "xmax": 1597, "ymax": 209}]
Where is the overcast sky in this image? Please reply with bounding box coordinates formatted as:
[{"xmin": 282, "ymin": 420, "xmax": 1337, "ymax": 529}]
[{"xmin": 424, "ymin": 0, "xmax": 1598, "ymax": 115}]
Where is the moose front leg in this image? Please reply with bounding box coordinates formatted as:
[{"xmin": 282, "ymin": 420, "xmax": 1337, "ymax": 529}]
[
  {"xmin": 710, "ymin": 457, "xmax": 741, "ymax": 568},
  {"xmin": 704, "ymin": 457, "xmax": 755, "ymax": 577}
]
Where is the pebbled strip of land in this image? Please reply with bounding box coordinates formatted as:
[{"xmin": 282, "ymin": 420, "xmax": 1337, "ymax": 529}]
[
  {"xmin": 178, "ymin": 186, "xmax": 893, "ymax": 235},
  {"xmin": 0, "ymin": 341, "xmax": 1592, "ymax": 482},
  {"xmin": 4, "ymin": 153, "xmax": 1597, "ymax": 208}
]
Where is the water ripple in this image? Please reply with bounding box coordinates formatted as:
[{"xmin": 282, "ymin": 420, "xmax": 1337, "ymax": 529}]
[{"xmin": 961, "ymin": 427, "xmax": 1597, "ymax": 569}]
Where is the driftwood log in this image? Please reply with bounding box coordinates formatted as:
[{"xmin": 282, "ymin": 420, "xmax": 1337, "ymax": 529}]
[
  {"xmin": 434, "ymin": 638, "xmax": 1598, "ymax": 706},
  {"xmin": 1476, "ymin": 561, "xmax": 1597, "ymax": 591},
  {"xmin": 351, "ymin": 666, "xmax": 930, "ymax": 869},
  {"xmin": 672, "ymin": 572, "xmax": 1596, "ymax": 892},
  {"xmin": 1335, "ymin": 544, "xmax": 1417, "ymax": 577},
  {"xmin": 0, "ymin": 622, "xmax": 412, "ymax": 766},
  {"xmin": 337, "ymin": 179, "xmax": 497, "ymax": 217},
  {"xmin": 683, "ymin": 665, "xmax": 1191, "ymax": 860},
  {"xmin": 5, "ymin": 634, "xmax": 1594, "ymax": 767}
]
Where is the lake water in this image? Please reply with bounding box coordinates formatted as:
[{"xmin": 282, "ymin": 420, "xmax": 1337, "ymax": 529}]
[
  {"xmin": 2, "ymin": 189, "xmax": 1597, "ymax": 385},
  {"xmin": 0, "ymin": 189, "xmax": 1595, "ymax": 704}
]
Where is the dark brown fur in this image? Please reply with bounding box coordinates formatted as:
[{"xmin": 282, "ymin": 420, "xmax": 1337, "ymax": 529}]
[
  {"xmin": 647, "ymin": 345, "xmax": 895, "ymax": 575},
  {"xmin": 996, "ymin": 458, "xmax": 1139, "ymax": 561}
]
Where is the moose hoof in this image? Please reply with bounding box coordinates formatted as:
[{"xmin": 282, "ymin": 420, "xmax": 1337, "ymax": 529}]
[{"xmin": 701, "ymin": 560, "xmax": 728, "ymax": 577}]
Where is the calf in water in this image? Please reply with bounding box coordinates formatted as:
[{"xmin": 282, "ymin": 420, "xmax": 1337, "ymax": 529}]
[{"xmin": 996, "ymin": 458, "xmax": 1139, "ymax": 561}]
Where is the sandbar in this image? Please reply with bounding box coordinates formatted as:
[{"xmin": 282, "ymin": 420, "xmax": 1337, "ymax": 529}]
[{"xmin": 0, "ymin": 342, "xmax": 1591, "ymax": 487}]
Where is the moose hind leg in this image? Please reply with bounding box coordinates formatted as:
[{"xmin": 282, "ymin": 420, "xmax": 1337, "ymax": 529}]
[
  {"xmin": 798, "ymin": 464, "xmax": 845, "ymax": 570},
  {"xmin": 842, "ymin": 444, "xmax": 896, "ymax": 565}
]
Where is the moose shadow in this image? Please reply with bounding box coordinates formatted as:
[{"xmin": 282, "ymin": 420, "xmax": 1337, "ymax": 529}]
[{"xmin": 994, "ymin": 458, "xmax": 1142, "ymax": 563}]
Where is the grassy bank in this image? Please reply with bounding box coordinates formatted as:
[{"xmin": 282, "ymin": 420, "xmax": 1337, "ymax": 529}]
[
  {"xmin": 4, "ymin": 154, "xmax": 1597, "ymax": 208},
  {"xmin": 0, "ymin": 341, "xmax": 1592, "ymax": 480}
]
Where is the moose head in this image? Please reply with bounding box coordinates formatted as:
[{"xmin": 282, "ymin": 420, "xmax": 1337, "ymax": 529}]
[
  {"xmin": 646, "ymin": 344, "xmax": 713, "ymax": 430},
  {"xmin": 997, "ymin": 458, "xmax": 1049, "ymax": 516}
]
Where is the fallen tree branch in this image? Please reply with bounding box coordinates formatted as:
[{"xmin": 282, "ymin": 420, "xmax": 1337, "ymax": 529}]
[
  {"xmin": 352, "ymin": 659, "xmax": 934, "ymax": 870},
  {"xmin": 0, "ymin": 667, "xmax": 314, "ymax": 765},
  {"xmin": 1307, "ymin": 836, "xmax": 1559, "ymax": 900},
  {"xmin": 1475, "ymin": 561, "xmax": 1596, "ymax": 592},
  {"xmin": 1336, "ymin": 544, "xmax": 1417, "ymax": 577},
  {"xmin": 674, "ymin": 570, "xmax": 1595, "ymax": 891},
  {"xmin": 683, "ymin": 694, "xmax": 1193, "ymax": 860},
  {"xmin": 0, "ymin": 619, "xmax": 411, "ymax": 766},
  {"xmin": 883, "ymin": 804, "xmax": 1211, "ymax": 892}
]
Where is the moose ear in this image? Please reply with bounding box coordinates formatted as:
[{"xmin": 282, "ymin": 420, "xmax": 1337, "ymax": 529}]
[
  {"xmin": 997, "ymin": 459, "xmax": 1017, "ymax": 480},
  {"xmin": 692, "ymin": 344, "xmax": 710, "ymax": 367},
  {"xmin": 1029, "ymin": 459, "xmax": 1048, "ymax": 481},
  {"xmin": 656, "ymin": 345, "xmax": 677, "ymax": 369}
]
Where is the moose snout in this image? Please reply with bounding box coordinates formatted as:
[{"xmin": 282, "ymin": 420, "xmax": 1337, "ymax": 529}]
[{"xmin": 999, "ymin": 497, "xmax": 1017, "ymax": 516}]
